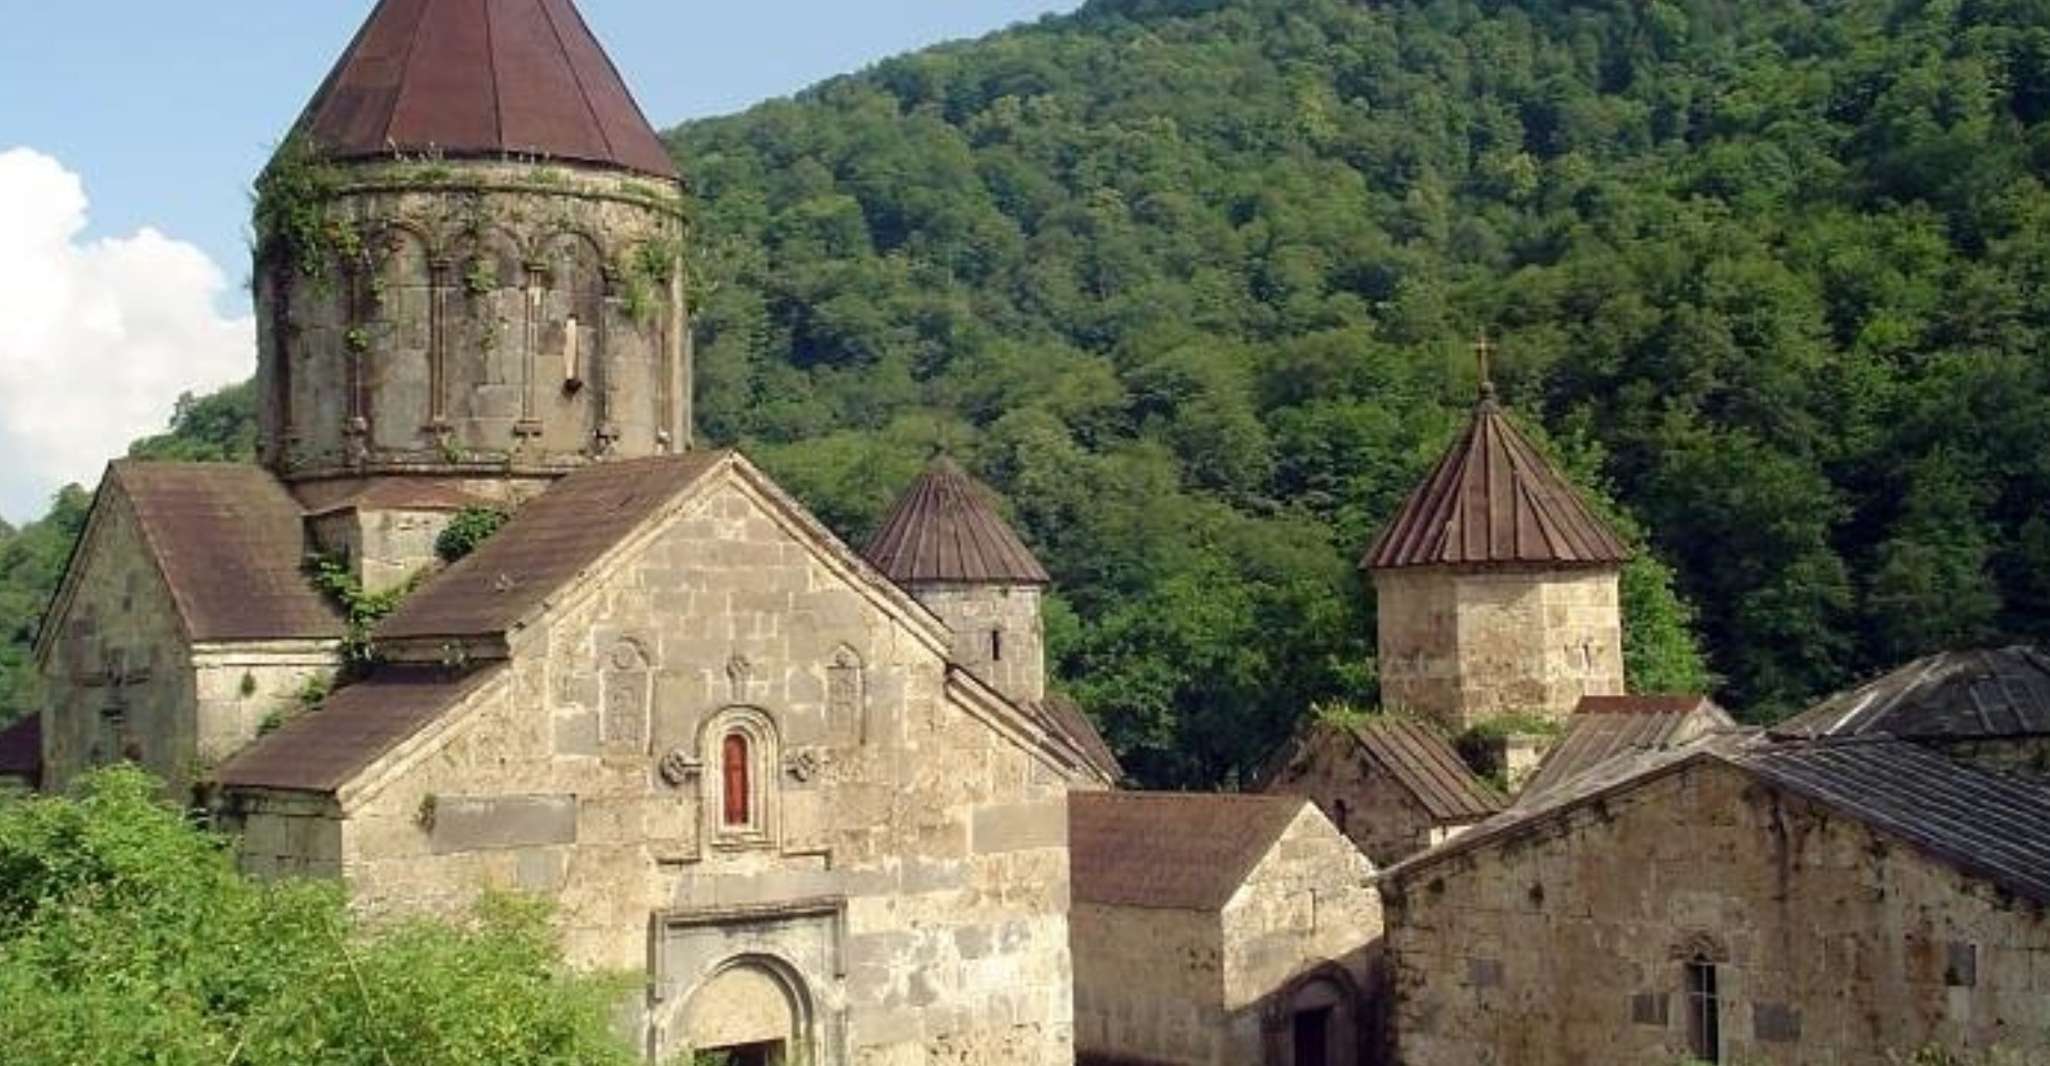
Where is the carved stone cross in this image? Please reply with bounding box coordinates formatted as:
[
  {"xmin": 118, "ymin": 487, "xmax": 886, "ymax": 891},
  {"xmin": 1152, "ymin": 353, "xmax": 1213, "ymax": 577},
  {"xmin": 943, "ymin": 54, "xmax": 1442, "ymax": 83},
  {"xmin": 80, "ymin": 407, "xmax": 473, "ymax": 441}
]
[{"xmin": 76, "ymin": 646, "xmax": 151, "ymax": 720}]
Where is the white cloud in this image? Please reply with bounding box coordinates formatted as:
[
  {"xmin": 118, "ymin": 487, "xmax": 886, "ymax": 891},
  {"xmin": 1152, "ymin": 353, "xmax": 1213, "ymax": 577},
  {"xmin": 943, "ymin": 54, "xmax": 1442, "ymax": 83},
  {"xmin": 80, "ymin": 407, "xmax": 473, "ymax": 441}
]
[{"xmin": 0, "ymin": 147, "xmax": 253, "ymax": 522}]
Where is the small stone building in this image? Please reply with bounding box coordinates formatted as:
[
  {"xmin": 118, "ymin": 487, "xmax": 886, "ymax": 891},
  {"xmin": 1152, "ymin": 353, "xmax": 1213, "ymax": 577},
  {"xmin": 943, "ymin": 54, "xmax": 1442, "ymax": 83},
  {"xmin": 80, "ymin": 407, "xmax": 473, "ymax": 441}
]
[
  {"xmin": 1381, "ymin": 733, "xmax": 2050, "ymax": 1065},
  {"xmin": 1068, "ymin": 791, "xmax": 1384, "ymax": 1066},
  {"xmin": 1516, "ymin": 693, "xmax": 1734, "ymax": 805},
  {"xmin": 1254, "ymin": 716, "xmax": 1500, "ymax": 867},
  {"xmin": 1361, "ymin": 381, "xmax": 1630, "ymax": 732}
]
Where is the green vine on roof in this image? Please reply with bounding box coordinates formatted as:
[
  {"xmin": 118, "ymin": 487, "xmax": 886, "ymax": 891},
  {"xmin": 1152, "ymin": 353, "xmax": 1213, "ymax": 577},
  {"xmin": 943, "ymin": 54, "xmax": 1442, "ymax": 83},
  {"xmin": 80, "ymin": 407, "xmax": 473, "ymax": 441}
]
[{"xmin": 254, "ymin": 135, "xmax": 358, "ymax": 280}]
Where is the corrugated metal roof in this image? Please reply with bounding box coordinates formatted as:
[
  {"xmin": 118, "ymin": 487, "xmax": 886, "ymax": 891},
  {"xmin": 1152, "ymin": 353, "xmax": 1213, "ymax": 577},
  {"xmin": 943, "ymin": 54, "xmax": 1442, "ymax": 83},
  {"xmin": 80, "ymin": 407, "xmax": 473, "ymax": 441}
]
[
  {"xmin": 1353, "ymin": 719, "xmax": 1503, "ymax": 821},
  {"xmin": 0, "ymin": 714, "xmax": 41, "ymax": 785},
  {"xmin": 1774, "ymin": 646, "xmax": 2050, "ymax": 740},
  {"xmin": 1069, "ymin": 791, "xmax": 1308, "ymax": 911},
  {"xmin": 293, "ymin": 0, "xmax": 679, "ymax": 179},
  {"xmin": 113, "ymin": 462, "xmax": 345, "ymax": 644},
  {"xmin": 217, "ymin": 664, "xmax": 506, "ymax": 793},
  {"xmin": 1519, "ymin": 695, "xmax": 1733, "ymax": 804},
  {"xmin": 863, "ymin": 457, "xmax": 1050, "ymax": 586},
  {"xmin": 378, "ymin": 453, "xmax": 724, "ymax": 642},
  {"xmin": 1741, "ymin": 739, "xmax": 2050, "ymax": 906},
  {"xmin": 1363, "ymin": 397, "xmax": 1630, "ymax": 570}
]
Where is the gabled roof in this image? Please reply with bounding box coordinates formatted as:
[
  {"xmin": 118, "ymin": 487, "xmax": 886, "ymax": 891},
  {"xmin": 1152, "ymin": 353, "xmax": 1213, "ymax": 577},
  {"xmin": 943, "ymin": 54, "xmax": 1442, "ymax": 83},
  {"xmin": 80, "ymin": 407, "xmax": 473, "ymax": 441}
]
[
  {"xmin": 1069, "ymin": 791, "xmax": 1309, "ymax": 911},
  {"xmin": 0, "ymin": 714, "xmax": 41, "ymax": 786},
  {"xmin": 379, "ymin": 453, "xmax": 724, "ymax": 642},
  {"xmin": 1519, "ymin": 694, "xmax": 1734, "ymax": 804},
  {"xmin": 1029, "ymin": 694, "xmax": 1122, "ymax": 785},
  {"xmin": 217, "ymin": 664, "xmax": 507, "ymax": 794},
  {"xmin": 298, "ymin": 477, "xmax": 494, "ymax": 518},
  {"xmin": 292, "ymin": 0, "xmax": 679, "ymax": 180},
  {"xmin": 1774, "ymin": 646, "xmax": 2050, "ymax": 741},
  {"xmin": 864, "ymin": 457, "xmax": 1050, "ymax": 586},
  {"xmin": 98, "ymin": 463, "xmax": 344, "ymax": 644},
  {"xmin": 1385, "ymin": 733, "xmax": 2050, "ymax": 909},
  {"xmin": 1363, "ymin": 395, "xmax": 1629, "ymax": 570},
  {"xmin": 1256, "ymin": 717, "xmax": 1502, "ymax": 823}
]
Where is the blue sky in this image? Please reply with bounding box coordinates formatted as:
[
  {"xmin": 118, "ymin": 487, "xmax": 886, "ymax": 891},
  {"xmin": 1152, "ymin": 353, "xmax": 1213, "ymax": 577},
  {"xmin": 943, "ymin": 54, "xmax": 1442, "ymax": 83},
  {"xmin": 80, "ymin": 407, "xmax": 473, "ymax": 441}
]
[
  {"xmin": 0, "ymin": 1, "xmax": 1080, "ymax": 520},
  {"xmin": 0, "ymin": 0, "xmax": 1082, "ymax": 280}
]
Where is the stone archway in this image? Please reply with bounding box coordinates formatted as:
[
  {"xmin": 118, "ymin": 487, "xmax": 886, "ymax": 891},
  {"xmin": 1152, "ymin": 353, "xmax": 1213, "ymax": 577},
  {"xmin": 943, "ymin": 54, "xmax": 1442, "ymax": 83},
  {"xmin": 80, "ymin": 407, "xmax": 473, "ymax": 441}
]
[
  {"xmin": 1264, "ymin": 963, "xmax": 1368, "ymax": 1066},
  {"xmin": 677, "ymin": 955, "xmax": 814, "ymax": 1066}
]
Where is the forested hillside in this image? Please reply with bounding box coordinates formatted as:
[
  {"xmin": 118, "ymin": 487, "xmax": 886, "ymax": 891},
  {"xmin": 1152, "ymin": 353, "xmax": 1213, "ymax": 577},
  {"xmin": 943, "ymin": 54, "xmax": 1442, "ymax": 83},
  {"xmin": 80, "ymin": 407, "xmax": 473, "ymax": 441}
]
[{"xmin": 6, "ymin": 0, "xmax": 2050, "ymax": 786}]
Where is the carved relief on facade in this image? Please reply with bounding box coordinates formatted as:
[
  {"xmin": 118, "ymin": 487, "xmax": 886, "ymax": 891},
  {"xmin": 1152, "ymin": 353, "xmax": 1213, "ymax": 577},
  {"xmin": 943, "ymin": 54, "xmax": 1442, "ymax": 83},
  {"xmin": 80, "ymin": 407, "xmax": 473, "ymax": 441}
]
[{"xmin": 600, "ymin": 637, "xmax": 654, "ymax": 756}]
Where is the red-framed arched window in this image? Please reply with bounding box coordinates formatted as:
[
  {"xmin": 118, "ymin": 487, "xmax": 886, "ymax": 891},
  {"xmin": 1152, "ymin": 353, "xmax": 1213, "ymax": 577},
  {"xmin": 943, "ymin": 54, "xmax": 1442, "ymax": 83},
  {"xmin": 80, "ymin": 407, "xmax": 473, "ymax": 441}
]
[{"xmin": 722, "ymin": 733, "xmax": 751, "ymax": 827}]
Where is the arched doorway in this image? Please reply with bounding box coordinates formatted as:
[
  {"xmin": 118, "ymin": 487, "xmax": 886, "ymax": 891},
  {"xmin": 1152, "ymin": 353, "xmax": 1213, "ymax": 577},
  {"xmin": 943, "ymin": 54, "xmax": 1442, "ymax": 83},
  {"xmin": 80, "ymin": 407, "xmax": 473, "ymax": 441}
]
[
  {"xmin": 678, "ymin": 956, "xmax": 813, "ymax": 1066},
  {"xmin": 1266, "ymin": 964, "xmax": 1366, "ymax": 1066}
]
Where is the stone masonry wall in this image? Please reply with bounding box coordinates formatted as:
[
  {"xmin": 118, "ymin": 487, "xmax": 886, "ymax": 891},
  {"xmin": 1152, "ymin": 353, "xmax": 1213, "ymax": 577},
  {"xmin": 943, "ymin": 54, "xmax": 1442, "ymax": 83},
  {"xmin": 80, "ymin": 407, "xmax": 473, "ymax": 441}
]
[
  {"xmin": 1071, "ymin": 903, "xmax": 1226, "ymax": 1064},
  {"xmin": 283, "ymin": 470, "xmax": 1074, "ymax": 1065},
  {"xmin": 257, "ymin": 160, "xmax": 687, "ymax": 482},
  {"xmin": 1375, "ymin": 566, "xmax": 1622, "ymax": 732},
  {"xmin": 1220, "ymin": 805, "xmax": 1384, "ymax": 1066},
  {"xmin": 914, "ymin": 584, "xmax": 1046, "ymax": 705},
  {"xmin": 1386, "ymin": 760, "xmax": 2050, "ymax": 1065}
]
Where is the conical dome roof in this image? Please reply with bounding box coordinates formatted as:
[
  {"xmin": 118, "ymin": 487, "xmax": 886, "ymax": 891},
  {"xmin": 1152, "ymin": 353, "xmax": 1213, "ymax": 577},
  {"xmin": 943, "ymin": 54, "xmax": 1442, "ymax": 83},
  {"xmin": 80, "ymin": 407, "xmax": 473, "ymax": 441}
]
[
  {"xmin": 865, "ymin": 458, "xmax": 1051, "ymax": 585},
  {"xmin": 1363, "ymin": 394, "xmax": 1630, "ymax": 570},
  {"xmin": 290, "ymin": 0, "xmax": 678, "ymax": 179}
]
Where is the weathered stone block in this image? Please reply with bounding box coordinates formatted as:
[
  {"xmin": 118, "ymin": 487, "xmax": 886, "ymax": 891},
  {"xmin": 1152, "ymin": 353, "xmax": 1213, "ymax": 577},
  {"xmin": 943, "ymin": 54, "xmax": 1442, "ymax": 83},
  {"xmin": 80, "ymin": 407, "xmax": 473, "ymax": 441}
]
[{"xmin": 429, "ymin": 794, "xmax": 578, "ymax": 854}]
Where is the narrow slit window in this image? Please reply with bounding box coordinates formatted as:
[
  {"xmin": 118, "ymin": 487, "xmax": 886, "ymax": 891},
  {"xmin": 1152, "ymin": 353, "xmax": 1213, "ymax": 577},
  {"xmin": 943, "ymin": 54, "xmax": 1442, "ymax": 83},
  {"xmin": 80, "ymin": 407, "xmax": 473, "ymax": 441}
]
[
  {"xmin": 991, "ymin": 628, "xmax": 1003, "ymax": 662},
  {"xmin": 1686, "ymin": 955, "xmax": 1720, "ymax": 1063},
  {"xmin": 721, "ymin": 732, "xmax": 750, "ymax": 827},
  {"xmin": 563, "ymin": 315, "xmax": 582, "ymax": 388}
]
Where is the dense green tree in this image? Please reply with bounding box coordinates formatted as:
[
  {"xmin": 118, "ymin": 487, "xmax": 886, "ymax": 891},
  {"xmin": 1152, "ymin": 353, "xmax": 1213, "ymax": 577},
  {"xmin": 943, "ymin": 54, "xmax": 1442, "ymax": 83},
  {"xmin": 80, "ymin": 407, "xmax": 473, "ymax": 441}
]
[{"xmin": 0, "ymin": 768, "xmax": 643, "ymax": 1065}]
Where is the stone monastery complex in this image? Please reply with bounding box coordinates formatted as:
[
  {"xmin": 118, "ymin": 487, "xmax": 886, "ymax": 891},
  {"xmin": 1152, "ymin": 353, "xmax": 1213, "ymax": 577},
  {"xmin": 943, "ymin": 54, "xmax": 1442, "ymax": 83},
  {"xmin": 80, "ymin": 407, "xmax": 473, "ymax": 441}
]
[{"xmin": 8, "ymin": 2, "xmax": 2050, "ymax": 1064}]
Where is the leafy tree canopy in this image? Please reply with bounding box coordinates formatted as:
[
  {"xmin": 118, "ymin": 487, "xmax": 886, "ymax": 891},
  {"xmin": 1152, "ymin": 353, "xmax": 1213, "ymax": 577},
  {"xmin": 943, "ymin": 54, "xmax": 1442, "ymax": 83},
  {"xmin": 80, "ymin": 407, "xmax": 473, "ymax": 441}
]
[{"xmin": 0, "ymin": 768, "xmax": 643, "ymax": 1065}]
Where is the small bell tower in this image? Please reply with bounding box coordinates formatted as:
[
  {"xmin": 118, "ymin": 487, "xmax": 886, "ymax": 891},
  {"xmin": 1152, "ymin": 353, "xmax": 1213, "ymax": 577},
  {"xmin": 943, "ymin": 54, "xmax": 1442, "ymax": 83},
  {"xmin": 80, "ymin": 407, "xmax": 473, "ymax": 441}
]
[
  {"xmin": 865, "ymin": 456, "xmax": 1051, "ymax": 704},
  {"xmin": 1362, "ymin": 335, "xmax": 1630, "ymax": 731}
]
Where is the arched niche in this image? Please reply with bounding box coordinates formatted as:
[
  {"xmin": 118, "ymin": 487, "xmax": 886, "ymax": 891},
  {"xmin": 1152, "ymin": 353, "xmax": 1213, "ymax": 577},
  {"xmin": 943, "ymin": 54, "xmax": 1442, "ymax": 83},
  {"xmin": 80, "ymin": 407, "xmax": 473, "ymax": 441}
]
[
  {"xmin": 533, "ymin": 230, "xmax": 606, "ymax": 453},
  {"xmin": 447, "ymin": 227, "xmax": 528, "ymax": 442},
  {"xmin": 366, "ymin": 223, "xmax": 434, "ymax": 451}
]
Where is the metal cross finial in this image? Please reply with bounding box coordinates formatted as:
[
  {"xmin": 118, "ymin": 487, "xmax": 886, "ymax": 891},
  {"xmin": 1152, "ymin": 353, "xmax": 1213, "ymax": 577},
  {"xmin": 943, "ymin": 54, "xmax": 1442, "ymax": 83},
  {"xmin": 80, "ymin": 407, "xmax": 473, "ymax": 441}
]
[{"xmin": 1473, "ymin": 331, "xmax": 1498, "ymax": 400}]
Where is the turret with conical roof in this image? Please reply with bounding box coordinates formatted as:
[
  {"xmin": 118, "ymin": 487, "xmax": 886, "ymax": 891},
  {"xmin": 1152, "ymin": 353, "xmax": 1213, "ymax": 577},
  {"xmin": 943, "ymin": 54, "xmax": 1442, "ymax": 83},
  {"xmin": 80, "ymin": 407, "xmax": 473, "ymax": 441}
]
[
  {"xmin": 253, "ymin": 0, "xmax": 690, "ymax": 501},
  {"xmin": 1364, "ymin": 341, "xmax": 1630, "ymax": 731},
  {"xmin": 866, "ymin": 456, "xmax": 1052, "ymax": 704}
]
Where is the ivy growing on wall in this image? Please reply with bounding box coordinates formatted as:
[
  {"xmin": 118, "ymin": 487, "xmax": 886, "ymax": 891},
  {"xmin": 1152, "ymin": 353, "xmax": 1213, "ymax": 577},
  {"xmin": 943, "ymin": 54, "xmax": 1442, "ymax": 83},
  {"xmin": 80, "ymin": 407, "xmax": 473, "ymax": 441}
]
[
  {"xmin": 252, "ymin": 135, "xmax": 358, "ymax": 281},
  {"xmin": 307, "ymin": 553, "xmax": 420, "ymax": 667}
]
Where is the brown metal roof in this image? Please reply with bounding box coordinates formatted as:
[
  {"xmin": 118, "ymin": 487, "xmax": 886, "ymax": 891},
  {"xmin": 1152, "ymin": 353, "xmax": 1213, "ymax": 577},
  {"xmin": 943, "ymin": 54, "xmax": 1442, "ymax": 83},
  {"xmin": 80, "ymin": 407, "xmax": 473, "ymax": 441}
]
[
  {"xmin": 1032, "ymin": 694, "xmax": 1123, "ymax": 784},
  {"xmin": 379, "ymin": 453, "xmax": 724, "ymax": 642},
  {"xmin": 864, "ymin": 457, "xmax": 1050, "ymax": 586},
  {"xmin": 1519, "ymin": 695, "xmax": 1734, "ymax": 804},
  {"xmin": 1774, "ymin": 646, "xmax": 2050, "ymax": 741},
  {"xmin": 0, "ymin": 714, "xmax": 42, "ymax": 786},
  {"xmin": 217, "ymin": 664, "xmax": 506, "ymax": 794},
  {"xmin": 297, "ymin": 477, "xmax": 495, "ymax": 517},
  {"xmin": 1363, "ymin": 397, "xmax": 1630, "ymax": 570},
  {"xmin": 1069, "ymin": 791, "xmax": 1308, "ymax": 911},
  {"xmin": 1352, "ymin": 719, "xmax": 1503, "ymax": 821},
  {"xmin": 111, "ymin": 462, "xmax": 345, "ymax": 644},
  {"xmin": 293, "ymin": 0, "xmax": 679, "ymax": 179}
]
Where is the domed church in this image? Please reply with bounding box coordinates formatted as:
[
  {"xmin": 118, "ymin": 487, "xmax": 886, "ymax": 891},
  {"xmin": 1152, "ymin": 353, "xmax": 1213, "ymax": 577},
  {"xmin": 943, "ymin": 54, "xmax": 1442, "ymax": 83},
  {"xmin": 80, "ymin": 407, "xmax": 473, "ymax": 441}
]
[{"xmin": 29, "ymin": 2, "xmax": 1112, "ymax": 1062}]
